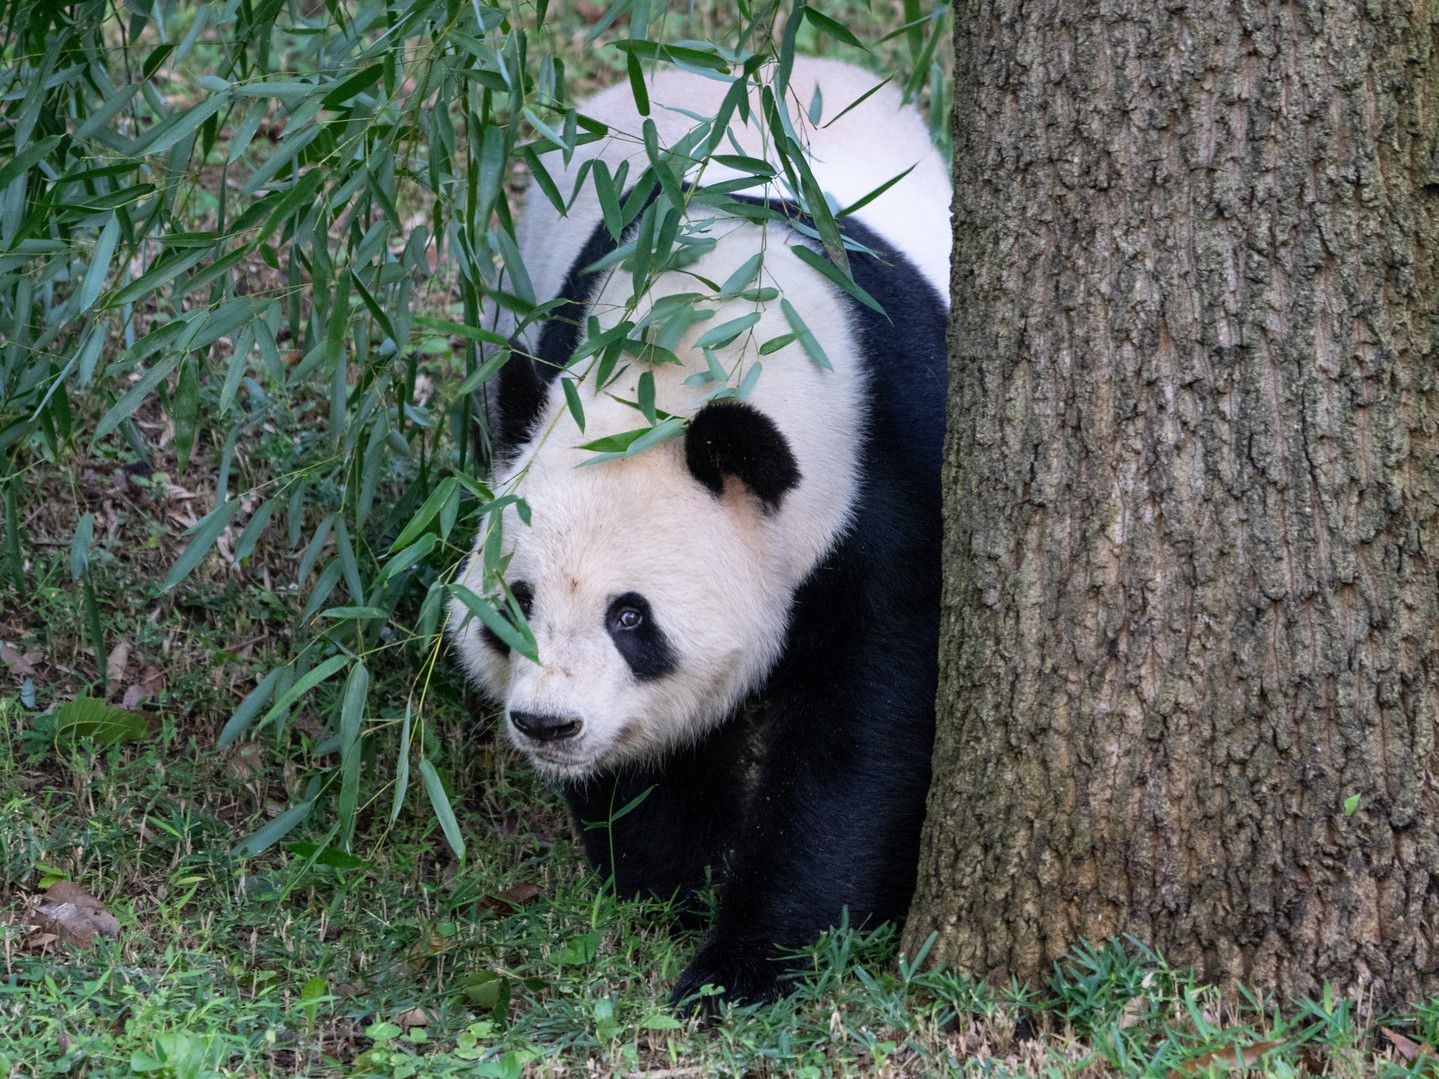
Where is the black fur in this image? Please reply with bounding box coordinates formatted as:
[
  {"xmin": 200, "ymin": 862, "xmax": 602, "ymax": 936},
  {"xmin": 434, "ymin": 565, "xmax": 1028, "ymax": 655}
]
[
  {"xmin": 480, "ymin": 581, "xmax": 533, "ymax": 657},
  {"xmin": 685, "ymin": 401, "xmax": 801, "ymax": 512},
  {"xmin": 524, "ymin": 198, "xmax": 948, "ymax": 1012},
  {"xmin": 493, "ymin": 187, "xmax": 658, "ymax": 456}
]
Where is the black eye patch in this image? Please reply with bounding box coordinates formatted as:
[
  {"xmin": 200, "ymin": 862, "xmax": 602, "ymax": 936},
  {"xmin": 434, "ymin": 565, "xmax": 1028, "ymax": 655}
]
[
  {"xmin": 605, "ymin": 592, "xmax": 676, "ymax": 681},
  {"xmin": 481, "ymin": 581, "xmax": 533, "ymax": 656}
]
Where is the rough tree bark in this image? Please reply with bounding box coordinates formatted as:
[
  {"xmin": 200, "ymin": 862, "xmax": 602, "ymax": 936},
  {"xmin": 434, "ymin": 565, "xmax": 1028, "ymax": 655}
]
[{"xmin": 905, "ymin": 0, "xmax": 1439, "ymax": 1003}]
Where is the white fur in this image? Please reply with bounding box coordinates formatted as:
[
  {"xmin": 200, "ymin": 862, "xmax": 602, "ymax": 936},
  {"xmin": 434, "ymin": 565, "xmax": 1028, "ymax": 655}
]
[{"xmin": 450, "ymin": 60, "xmax": 951, "ymax": 776}]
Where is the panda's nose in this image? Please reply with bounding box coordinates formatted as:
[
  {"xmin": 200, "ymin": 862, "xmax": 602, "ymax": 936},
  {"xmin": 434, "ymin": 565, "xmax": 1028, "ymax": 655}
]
[{"xmin": 510, "ymin": 710, "xmax": 583, "ymax": 743}]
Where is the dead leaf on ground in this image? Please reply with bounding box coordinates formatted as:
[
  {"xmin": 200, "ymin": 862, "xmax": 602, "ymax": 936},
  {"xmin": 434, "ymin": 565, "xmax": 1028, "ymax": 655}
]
[
  {"xmin": 1380, "ymin": 1027, "xmax": 1436, "ymax": 1063},
  {"xmin": 105, "ymin": 640, "xmax": 130, "ymax": 695},
  {"xmin": 477, "ymin": 881, "xmax": 542, "ymax": 914},
  {"xmin": 121, "ymin": 666, "xmax": 165, "ymax": 710},
  {"xmin": 227, "ymin": 741, "xmax": 266, "ymax": 781},
  {"xmin": 394, "ymin": 1006, "xmax": 431, "ymax": 1030},
  {"xmin": 0, "ymin": 643, "xmax": 39, "ymax": 677},
  {"xmin": 1118, "ymin": 995, "xmax": 1148, "ymax": 1029},
  {"xmin": 1168, "ymin": 1040, "xmax": 1285, "ymax": 1077},
  {"xmin": 34, "ymin": 881, "xmax": 121, "ymax": 947}
]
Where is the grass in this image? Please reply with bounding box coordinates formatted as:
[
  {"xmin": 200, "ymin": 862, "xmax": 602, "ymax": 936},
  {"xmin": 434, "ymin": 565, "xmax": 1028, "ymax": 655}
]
[
  {"xmin": 5, "ymin": 547, "xmax": 1439, "ymax": 1076},
  {"xmin": 3, "ymin": 1, "xmax": 1439, "ymax": 1075}
]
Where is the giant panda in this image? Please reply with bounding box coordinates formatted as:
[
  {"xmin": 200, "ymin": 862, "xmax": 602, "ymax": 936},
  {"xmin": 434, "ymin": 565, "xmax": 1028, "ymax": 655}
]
[{"xmin": 450, "ymin": 57, "xmax": 950, "ymax": 1010}]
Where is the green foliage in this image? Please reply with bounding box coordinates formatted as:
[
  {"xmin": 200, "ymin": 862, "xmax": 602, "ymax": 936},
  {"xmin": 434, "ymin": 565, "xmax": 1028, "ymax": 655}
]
[{"xmin": 0, "ymin": 0, "xmax": 952, "ymax": 857}]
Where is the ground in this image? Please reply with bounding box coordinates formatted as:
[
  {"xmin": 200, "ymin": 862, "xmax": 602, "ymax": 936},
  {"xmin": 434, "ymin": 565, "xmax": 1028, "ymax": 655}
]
[{"xmin": 2, "ymin": 1, "xmax": 1439, "ymax": 1075}]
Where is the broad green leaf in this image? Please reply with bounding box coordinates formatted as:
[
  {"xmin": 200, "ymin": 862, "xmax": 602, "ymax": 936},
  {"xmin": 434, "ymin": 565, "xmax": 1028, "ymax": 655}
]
[
  {"xmin": 52, "ymin": 698, "xmax": 150, "ymax": 745},
  {"xmin": 142, "ymin": 93, "xmax": 225, "ymax": 156},
  {"xmin": 838, "ymin": 165, "xmax": 917, "ymax": 218},
  {"xmin": 321, "ymin": 64, "xmax": 384, "ymax": 109},
  {"xmin": 576, "ymin": 427, "xmax": 651, "ymax": 454},
  {"xmin": 93, "ymin": 352, "xmax": 183, "ymax": 442},
  {"xmin": 388, "ymin": 477, "xmax": 458, "ymax": 553},
  {"xmin": 804, "ymin": 7, "xmax": 867, "ymax": 49},
  {"xmin": 695, "ymin": 312, "xmax": 761, "ymax": 349},
  {"xmin": 390, "ymin": 702, "xmax": 413, "ymax": 824},
  {"xmin": 782, "ymin": 298, "xmax": 832, "ymax": 369},
  {"xmin": 561, "ymin": 378, "xmax": 586, "ymax": 432},
  {"xmin": 0, "ymin": 135, "xmax": 60, "ymax": 188},
  {"xmin": 719, "ymin": 253, "xmax": 763, "ymax": 298},
  {"xmin": 626, "ymin": 52, "xmax": 650, "ymax": 116},
  {"xmin": 636, "ymin": 371, "xmax": 656, "ymax": 424},
  {"xmin": 173, "ymin": 358, "xmax": 200, "ymax": 472},
  {"xmin": 287, "ymin": 843, "xmax": 368, "ymax": 870},
  {"xmin": 413, "ymin": 316, "xmax": 507, "ymax": 347},
  {"xmin": 69, "ymin": 513, "xmax": 93, "ymax": 581}
]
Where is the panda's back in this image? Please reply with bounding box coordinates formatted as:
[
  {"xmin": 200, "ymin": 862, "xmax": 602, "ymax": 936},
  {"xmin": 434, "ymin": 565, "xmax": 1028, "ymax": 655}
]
[{"xmin": 515, "ymin": 58, "xmax": 951, "ymax": 316}]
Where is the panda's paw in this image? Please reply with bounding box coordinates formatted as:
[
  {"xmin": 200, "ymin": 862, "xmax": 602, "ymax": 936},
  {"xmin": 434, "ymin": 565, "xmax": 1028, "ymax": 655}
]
[{"xmin": 670, "ymin": 943, "xmax": 783, "ymax": 1021}]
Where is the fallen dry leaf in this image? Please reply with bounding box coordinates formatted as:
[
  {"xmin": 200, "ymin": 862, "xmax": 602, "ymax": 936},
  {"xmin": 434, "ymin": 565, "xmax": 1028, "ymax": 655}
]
[
  {"xmin": 34, "ymin": 881, "xmax": 121, "ymax": 947},
  {"xmin": 1169, "ymin": 1040, "xmax": 1284, "ymax": 1077},
  {"xmin": 121, "ymin": 666, "xmax": 165, "ymax": 710},
  {"xmin": 1118, "ymin": 995, "xmax": 1148, "ymax": 1029},
  {"xmin": 1380, "ymin": 1027, "xmax": 1436, "ymax": 1063},
  {"xmin": 105, "ymin": 640, "xmax": 130, "ymax": 695},
  {"xmin": 0, "ymin": 643, "xmax": 38, "ymax": 677},
  {"xmin": 478, "ymin": 881, "xmax": 542, "ymax": 914},
  {"xmin": 227, "ymin": 741, "xmax": 266, "ymax": 781}
]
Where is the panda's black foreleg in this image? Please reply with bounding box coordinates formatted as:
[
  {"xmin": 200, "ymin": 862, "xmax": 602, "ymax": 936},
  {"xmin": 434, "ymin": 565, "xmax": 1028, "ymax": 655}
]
[
  {"xmin": 670, "ymin": 640, "xmax": 936, "ymax": 1013},
  {"xmin": 561, "ymin": 715, "xmax": 751, "ymax": 916}
]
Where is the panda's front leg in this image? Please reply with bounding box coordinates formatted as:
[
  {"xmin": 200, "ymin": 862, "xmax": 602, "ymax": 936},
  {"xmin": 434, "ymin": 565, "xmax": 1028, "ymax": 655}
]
[
  {"xmin": 670, "ymin": 673, "xmax": 934, "ymax": 1014},
  {"xmin": 563, "ymin": 716, "xmax": 752, "ymax": 915}
]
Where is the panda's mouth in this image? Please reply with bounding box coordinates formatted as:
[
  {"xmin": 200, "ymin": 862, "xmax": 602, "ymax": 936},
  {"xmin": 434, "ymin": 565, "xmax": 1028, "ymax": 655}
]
[{"xmin": 525, "ymin": 741, "xmax": 602, "ymax": 778}]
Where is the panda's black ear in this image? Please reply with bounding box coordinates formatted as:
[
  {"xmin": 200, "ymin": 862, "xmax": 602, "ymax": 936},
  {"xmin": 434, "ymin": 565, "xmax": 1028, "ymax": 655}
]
[
  {"xmin": 493, "ymin": 342, "xmax": 544, "ymax": 456},
  {"xmin": 684, "ymin": 401, "xmax": 800, "ymax": 512}
]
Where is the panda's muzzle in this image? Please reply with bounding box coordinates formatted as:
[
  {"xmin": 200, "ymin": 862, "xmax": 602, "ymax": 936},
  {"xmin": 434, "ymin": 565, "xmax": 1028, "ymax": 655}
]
[{"xmin": 509, "ymin": 710, "xmax": 583, "ymax": 744}]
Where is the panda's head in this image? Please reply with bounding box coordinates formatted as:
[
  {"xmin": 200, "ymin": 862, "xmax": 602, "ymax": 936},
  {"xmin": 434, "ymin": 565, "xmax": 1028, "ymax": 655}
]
[{"xmin": 450, "ymin": 400, "xmax": 802, "ymax": 778}]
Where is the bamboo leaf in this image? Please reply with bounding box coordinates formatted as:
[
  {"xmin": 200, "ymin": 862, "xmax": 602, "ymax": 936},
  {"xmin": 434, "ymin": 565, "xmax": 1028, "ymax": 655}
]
[
  {"xmin": 78, "ymin": 215, "xmax": 120, "ymax": 314},
  {"xmin": 236, "ymin": 800, "xmax": 315, "ymax": 858},
  {"xmin": 804, "ymin": 7, "xmax": 867, "ymax": 49},
  {"xmin": 789, "ymin": 243, "xmax": 885, "ymax": 314},
  {"xmin": 337, "ymin": 662, "xmax": 369, "ymax": 846},
  {"xmin": 695, "ymin": 312, "xmax": 761, "ymax": 349},
  {"xmin": 390, "ymin": 702, "xmax": 413, "ymax": 823},
  {"xmin": 162, "ymin": 499, "xmax": 243, "ymax": 592},
  {"xmin": 561, "ymin": 377, "xmax": 586, "ymax": 432},
  {"xmin": 0, "ymin": 135, "xmax": 60, "ymax": 188},
  {"xmin": 219, "ymin": 667, "xmax": 287, "ymax": 749},
  {"xmin": 450, "ymin": 585, "xmax": 539, "ymax": 664},
  {"xmin": 420, "ymin": 758, "xmax": 465, "ymax": 861},
  {"xmin": 257, "ymin": 654, "xmax": 352, "ymax": 733}
]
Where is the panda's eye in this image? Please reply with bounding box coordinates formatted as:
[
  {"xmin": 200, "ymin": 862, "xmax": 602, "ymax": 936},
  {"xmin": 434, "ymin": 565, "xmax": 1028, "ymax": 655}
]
[
  {"xmin": 611, "ymin": 606, "xmax": 643, "ymax": 632},
  {"xmin": 605, "ymin": 592, "xmax": 674, "ymax": 680},
  {"xmin": 510, "ymin": 581, "xmax": 534, "ymax": 618}
]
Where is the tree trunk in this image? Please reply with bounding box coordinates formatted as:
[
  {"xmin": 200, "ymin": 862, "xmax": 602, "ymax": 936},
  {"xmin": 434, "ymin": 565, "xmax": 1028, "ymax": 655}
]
[{"xmin": 905, "ymin": 0, "xmax": 1439, "ymax": 1004}]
